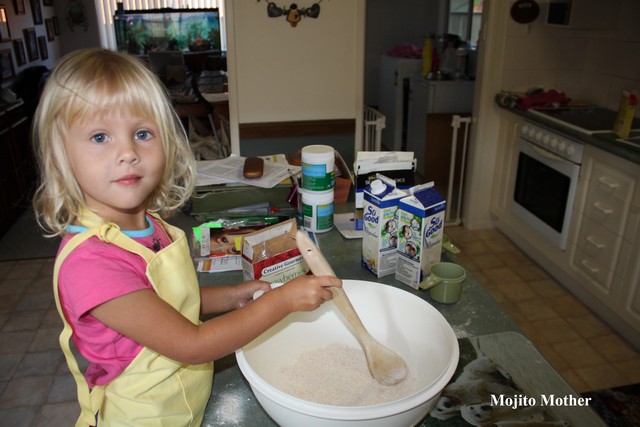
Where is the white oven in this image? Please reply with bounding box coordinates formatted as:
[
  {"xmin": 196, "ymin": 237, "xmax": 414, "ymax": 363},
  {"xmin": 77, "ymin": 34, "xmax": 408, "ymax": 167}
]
[{"xmin": 511, "ymin": 121, "xmax": 584, "ymax": 250}]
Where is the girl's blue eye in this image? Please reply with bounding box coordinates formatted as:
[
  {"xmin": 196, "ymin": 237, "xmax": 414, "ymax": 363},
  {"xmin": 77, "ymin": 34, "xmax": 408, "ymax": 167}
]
[
  {"xmin": 91, "ymin": 133, "xmax": 108, "ymax": 144},
  {"xmin": 135, "ymin": 130, "xmax": 153, "ymax": 140}
]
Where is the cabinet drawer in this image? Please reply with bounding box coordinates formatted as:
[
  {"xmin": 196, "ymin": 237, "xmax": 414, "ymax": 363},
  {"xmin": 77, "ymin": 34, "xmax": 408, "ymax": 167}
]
[
  {"xmin": 572, "ymin": 247, "xmax": 614, "ymax": 296},
  {"xmin": 576, "ymin": 216, "xmax": 620, "ymax": 270},
  {"xmin": 591, "ymin": 161, "xmax": 635, "ymax": 201},
  {"xmin": 584, "ymin": 186, "xmax": 628, "ymax": 235}
]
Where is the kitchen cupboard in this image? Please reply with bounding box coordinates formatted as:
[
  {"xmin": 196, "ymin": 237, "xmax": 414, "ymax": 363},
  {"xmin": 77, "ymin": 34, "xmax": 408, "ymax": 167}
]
[
  {"xmin": 570, "ymin": 145, "xmax": 640, "ymax": 333},
  {"xmin": 490, "ymin": 110, "xmax": 640, "ymax": 348},
  {"xmin": 0, "ymin": 101, "xmax": 34, "ymax": 237}
]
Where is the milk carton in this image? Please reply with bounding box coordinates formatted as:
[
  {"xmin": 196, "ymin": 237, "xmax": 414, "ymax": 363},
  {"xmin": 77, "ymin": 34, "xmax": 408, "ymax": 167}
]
[
  {"xmin": 395, "ymin": 182, "xmax": 446, "ymax": 289},
  {"xmin": 361, "ymin": 174, "xmax": 406, "ymax": 277}
]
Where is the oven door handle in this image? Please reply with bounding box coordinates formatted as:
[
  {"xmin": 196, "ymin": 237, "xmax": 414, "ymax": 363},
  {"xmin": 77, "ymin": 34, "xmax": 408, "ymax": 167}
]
[{"xmin": 527, "ymin": 142, "xmax": 567, "ymax": 164}]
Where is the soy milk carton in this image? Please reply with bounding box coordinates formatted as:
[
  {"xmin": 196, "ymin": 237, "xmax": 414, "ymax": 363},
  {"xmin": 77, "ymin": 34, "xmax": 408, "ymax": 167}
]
[
  {"xmin": 395, "ymin": 182, "xmax": 446, "ymax": 289},
  {"xmin": 361, "ymin": 175, "xmax": 406, "ymax": 277}
]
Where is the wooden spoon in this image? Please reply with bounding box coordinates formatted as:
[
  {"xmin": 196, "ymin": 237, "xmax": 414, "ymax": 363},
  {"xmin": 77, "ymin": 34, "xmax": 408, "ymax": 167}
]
[{"xmin": 296, "ymin": 230, "xmax": 408, "ymax": 386}]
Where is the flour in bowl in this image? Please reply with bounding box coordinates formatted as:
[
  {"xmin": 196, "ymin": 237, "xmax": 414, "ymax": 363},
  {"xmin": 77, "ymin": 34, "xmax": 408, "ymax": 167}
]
[{"xmin": 267, "ymin": 343, "xmax": 418, "ymax": 406}]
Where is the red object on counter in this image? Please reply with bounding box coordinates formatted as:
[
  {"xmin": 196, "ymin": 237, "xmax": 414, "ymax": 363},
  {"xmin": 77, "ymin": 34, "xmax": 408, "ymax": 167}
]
[{"xmin": 515, "ymin": 89, "xmax": 571, "ymax": 110}]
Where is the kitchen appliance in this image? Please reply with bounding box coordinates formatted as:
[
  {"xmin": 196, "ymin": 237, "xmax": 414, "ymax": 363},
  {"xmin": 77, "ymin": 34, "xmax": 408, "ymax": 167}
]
[
  {"xmin": 528, "ymin": 106, "xmax": 640, "ymax": 135},
  {"xmin": 378, "ymin": 55, "xmax": 422, "ymax": 151},
  {"xmin": 512, "ymin": 121, "xmax": 584, "ymax": 250}
]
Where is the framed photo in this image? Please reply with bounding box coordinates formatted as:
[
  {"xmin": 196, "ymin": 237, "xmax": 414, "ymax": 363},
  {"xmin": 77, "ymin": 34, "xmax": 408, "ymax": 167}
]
[
  {"xmin": 37, "ymin": 36, "xmax": 48, "ymax": 60},
  {"xmin": 52, "ymin": 16, "xmax": 60, "ymax": 35},
  {"xmin": 0, "ymin": 7, "xmax": 11, "ymax": 42},
  {"xmin": 45, "ymin": 18, "xmax": 55, "ymax": 41},
  {"xmin": 1, "ymin": 49, "xmax": 16, "ymax": 82},
  {"xmin": 12, "ymin": 0, "xmax": 25, "ymax": 15},
  {"xmin": 30, "ymin": 0, "xmax": 43, "ymax": 25},
  {"xmin": 12, "ymin": 39, "xmax": 26, "ymax": 66},
  {"xmin": 23, "ymin": 27, "xmax": 39, "ymax": 61}
]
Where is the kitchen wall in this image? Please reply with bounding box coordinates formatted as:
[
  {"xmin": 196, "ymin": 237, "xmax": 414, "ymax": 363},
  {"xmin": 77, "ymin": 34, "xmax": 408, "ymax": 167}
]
[
  {"xmin": 462, "ymin": 0, "xmax": 640, "ymax": 231},
  {"xmin": 500, "ymin": 0, "xmax": 640, "ymax": 112}
]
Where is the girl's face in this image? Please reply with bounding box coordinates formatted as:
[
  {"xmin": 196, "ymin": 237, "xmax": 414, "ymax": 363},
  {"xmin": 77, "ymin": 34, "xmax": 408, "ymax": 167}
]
[{"xmin": 64, "ymin": 111, "xmax": 166, "ymax": 228}]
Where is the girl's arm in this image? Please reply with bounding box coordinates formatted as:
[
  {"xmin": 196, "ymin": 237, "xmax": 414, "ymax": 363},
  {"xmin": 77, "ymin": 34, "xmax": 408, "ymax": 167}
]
[
  {"xmin": 90, "ymin": 275, "xmax": 341, "ymax": 364},
  {"xmin": 199, "ymin": 280, "xmax": 272, "ymax": 315}
]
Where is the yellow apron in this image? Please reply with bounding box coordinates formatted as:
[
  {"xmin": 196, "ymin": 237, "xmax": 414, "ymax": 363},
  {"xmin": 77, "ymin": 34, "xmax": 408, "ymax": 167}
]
[{"xmin": 53, "ymin": 210, "xmax": 213, "ymax": 426}]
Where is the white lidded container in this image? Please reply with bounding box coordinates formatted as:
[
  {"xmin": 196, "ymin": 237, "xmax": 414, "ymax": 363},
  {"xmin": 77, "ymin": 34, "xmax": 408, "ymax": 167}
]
[
  {"xmin": 301, "ymin": 145, "xmax": 335, "ymax": 191},
  {"xmin": 301, "ymin": 189, "xmax": 334, "ymax": 233}
]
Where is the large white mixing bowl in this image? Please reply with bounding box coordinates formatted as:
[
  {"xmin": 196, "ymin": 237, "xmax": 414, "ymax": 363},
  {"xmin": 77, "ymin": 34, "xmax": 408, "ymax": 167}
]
[{"xmin": 236, "ymin": 279, "xmax": 459, "ymax": 427}]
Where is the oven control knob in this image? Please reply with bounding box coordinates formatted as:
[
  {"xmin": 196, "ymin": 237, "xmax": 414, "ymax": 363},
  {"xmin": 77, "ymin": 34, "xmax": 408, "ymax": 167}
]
[
  {"xmin": 557, "ymin": 141, "xmax": 567, "ymax": 152},
  {"xmin": 522, "ymin": 124, "xmax": 529, "ymax": 135},
  {"xmin": 528, "ymin": 128, "xmax": 536, "ymax": 138},
  {"xmin": 550, "ymin": 138, "xmax": 559, "ymax": 148},
  {"xmin": 566, "ymin": 145, "xmax": 575, "ymax": 156},
  {"xmin": 535, "ymin": 131, "xmax": 544, "ymax": 141},
  {"xmin": 543, "ymin": 135, "xmax": 551, "ymax": 145}
]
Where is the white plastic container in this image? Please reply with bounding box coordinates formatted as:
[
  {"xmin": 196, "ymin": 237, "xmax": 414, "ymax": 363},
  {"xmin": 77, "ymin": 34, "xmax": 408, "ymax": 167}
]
[
  {"xmin": 301, "ymin": 145, "xmax": 335, "ymax": 191},
  {"xmin": 301, "ymin": 189, "xmax": 334, "ymax": 233}
]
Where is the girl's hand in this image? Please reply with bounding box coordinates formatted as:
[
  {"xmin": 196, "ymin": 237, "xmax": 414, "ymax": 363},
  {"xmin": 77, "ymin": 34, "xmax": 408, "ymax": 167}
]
[
  {"xmin": 277, "ymin": 275, "xmax": 341, "ymax": 312},
  {"xmin": 233, "ymin": 280, "xmax": 271, "ymax": 308}
]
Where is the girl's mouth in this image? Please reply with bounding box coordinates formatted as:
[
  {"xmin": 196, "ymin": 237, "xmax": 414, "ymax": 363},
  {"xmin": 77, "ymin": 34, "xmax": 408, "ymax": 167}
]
[{"xmin": 115, "ymin": 174, "xmax": 142, "ymax": 186}]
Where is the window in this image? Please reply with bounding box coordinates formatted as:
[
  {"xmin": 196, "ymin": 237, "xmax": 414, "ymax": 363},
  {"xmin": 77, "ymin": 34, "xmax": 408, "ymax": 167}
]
[
  {"xmin": 95, "ymin": 0, "xmax": 226, "ymax": 52},
  {"xmin": 447, "ymin": 0, "xmax": 483, "ymax": 47}
]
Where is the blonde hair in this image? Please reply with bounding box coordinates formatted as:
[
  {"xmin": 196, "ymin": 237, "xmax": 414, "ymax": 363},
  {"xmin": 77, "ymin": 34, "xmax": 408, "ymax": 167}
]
[{"xmin": 32, "ymin": 48, "xmax": 196, "ymax": 236}]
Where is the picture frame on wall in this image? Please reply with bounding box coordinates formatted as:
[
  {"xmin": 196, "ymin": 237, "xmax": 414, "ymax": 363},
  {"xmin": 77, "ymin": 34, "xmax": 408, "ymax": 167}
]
[
  {"xmin": 30, "ymin": 0, "xmax": 43, "ymax": 25},
  {"xmin": 13, "ymin": 39, "xmax": 26, "ymax": 66},
  {"xmin": 1, "ymin": 49, "xmax": 16, "ymax": 82},
  {"xmin": 23, "ymin": 27, "xmax": 39, "ymax": 61},
  {"xmin": 0, "ymin": 7, "xmax": 11, "ymax": 42},
  {"xmin": 12, "ymin": 0, "xmax": 25, "ymax": 15},
  {"xmin": 52, "ymin": 16, "xmax": 60, "ymax": 35},
  {"xmin": 45, "ymin": 18, "xmax": 55, "ymax": 41},
  {"xmin": 37, "ymin": 36, "xmax": 48, "ymax": 60}
]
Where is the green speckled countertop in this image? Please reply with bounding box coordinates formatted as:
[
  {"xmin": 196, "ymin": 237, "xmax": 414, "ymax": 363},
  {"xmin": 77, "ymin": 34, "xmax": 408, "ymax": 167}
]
[{"xmin": 195, "ymin": 203, "xmax": 603, "ymax": 426}]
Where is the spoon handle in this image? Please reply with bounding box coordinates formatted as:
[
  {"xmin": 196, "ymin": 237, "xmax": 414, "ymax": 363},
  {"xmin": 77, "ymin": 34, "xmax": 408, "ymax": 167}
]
[{"xmin": 296, "ymin": 231, "xmax": 372, "ymax": 342}]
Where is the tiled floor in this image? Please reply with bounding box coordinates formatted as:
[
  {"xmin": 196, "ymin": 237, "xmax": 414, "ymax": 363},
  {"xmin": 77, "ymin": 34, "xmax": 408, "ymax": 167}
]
[
  {"xmin": 446, "ymin": 226, "xmax": 640, "ymax": 394},
  {"xmin": 1, "ymin": 226, "xmax": 639, "ymax": 425}
]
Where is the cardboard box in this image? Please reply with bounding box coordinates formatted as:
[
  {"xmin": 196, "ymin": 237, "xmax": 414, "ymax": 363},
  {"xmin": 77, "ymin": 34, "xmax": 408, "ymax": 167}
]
[
  {"xmin": 395, "ymin": 182, "xmax": 446, "ymax": 289},
  {"xmin": 361, "ymin": 174, "xmax": 406, "ymax": 277},
  {"xmin": 241, "ymin": 219, "xmax": 309, "ymax": 283},
  {"xmin": 354, "ymin": 152, "xmax": 415, "ymax": 230}
]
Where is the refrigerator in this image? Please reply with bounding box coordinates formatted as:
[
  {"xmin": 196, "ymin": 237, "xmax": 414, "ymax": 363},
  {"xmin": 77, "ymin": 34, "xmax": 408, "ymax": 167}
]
[{"xmin": 377, "ymin": 55, "xmax": 422, "ymax": 151}]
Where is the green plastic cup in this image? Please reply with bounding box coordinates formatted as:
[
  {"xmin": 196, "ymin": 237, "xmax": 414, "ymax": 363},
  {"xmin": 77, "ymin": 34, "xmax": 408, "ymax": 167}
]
[{"xmin": 419, "ymin": 262, "xmax": 466, "ymax": 304}]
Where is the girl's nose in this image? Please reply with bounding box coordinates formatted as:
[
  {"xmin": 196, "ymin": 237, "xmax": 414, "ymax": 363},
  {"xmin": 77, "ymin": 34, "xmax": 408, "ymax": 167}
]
[{"xmin": 117, "ymin": 140, "xmax": 140, "ymax": 164}]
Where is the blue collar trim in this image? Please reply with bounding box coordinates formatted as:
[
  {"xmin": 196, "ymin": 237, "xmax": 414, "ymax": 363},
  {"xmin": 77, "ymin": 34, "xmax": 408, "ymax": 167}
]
[{"xmin": 66, "ymin": 215, "xmax": 155, "ymax": 238}]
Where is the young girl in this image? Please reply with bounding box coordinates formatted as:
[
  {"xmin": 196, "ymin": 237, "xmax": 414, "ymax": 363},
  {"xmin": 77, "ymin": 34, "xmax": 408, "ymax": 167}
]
[{"xmin": 32, "ymin": 48, "xmax": 341, "ymax": 427}]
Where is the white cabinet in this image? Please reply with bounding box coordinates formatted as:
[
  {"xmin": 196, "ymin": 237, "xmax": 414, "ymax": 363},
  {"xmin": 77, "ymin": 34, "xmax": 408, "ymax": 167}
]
[
  {"xmin": 570, "ymin": 145, "xmax": 640, "ymax": 336},
  {"xmin": 490, "ymin": 116, "xmax": 640, "ymax": 345}
]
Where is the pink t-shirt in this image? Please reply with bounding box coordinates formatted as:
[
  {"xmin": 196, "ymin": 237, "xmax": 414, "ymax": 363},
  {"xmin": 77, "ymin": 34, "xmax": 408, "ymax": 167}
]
[{"xmin": 57, "ymin": 215, "xmax": 171, "ymax": 387}]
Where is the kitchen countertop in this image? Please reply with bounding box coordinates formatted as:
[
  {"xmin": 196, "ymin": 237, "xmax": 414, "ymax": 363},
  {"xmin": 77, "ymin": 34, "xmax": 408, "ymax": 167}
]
[
  {"xmin": 195, "ymin": 205, "xmax": 604, "ymax": 426},
  {"xmin": 499, "ymin": 104, "xmax": 640, "ymax": 165}
]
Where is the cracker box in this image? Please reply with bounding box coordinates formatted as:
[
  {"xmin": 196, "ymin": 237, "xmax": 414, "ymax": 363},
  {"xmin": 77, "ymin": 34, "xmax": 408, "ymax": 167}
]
[
  {"xmin": 395, "ymin": 182, "xmax": 446, "ymax": 289},
  {"xmin": 241, "ymin": 219, "xmax": 309, "ymax": 283},
  {"xmin": 361, "ymin": 174, "xmax": 406, "ymax": 277},
  {"xmin": 354, "ymin": 152, "xmax": 415, "ymax": 230}
]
